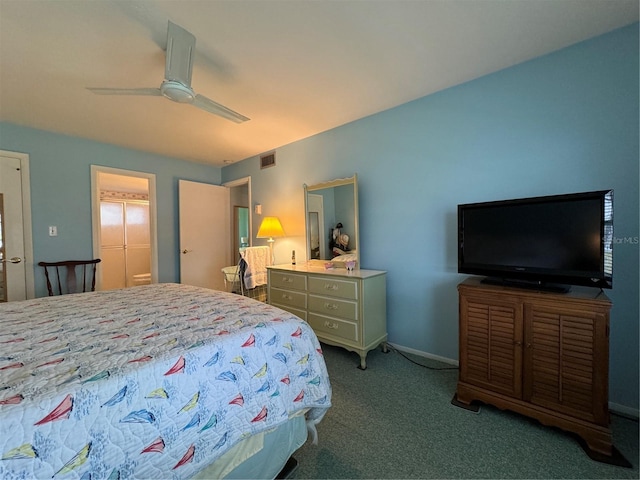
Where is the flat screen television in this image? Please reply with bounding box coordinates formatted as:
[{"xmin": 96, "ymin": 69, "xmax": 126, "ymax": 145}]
[{"xmin": 458, "ymin": 190, "xmax": 613, "ymax": 292}]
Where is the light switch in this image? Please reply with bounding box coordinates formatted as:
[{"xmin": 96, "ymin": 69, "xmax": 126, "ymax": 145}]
[{"xmin": 48, "ymin": 226, "xmax": 57, "ymax": 236}]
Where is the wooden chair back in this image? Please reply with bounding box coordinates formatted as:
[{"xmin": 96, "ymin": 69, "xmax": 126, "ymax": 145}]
[{"xmin": 38, "ymin": 259, "xmax": 101, "ymax": 296}]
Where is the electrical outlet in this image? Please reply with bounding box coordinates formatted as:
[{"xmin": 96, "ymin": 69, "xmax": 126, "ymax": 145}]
[{"xmin": 48, "ymin": 226, "xmax": 57, "ymax": 236}]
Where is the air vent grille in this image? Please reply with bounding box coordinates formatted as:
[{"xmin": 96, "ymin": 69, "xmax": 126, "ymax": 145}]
[{"xmin": 260, "ymin": 152, "xmax": 276, "ymax": 169}]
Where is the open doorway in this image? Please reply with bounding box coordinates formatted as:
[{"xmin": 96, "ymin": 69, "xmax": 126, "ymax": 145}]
[
  {"xmin": 234, "ymin": 206, "xmax": 249, "ymax": 255},
  {"xmin": 91, "ymin": 166, "xmax": 158, "ymax": 290},
  {"xmin": 224, "ymin": 176, "xmax": 252, "ymax": 265}
]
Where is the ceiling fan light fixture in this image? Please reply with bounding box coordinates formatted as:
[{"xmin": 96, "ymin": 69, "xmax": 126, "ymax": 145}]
[{"xmin": 160, "ymin": 80, "xmax": 195, "ymax": 104}]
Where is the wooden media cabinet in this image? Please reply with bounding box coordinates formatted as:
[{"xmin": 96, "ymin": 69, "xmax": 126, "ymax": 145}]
[{"xmin": 454, "ymin": 277, "xmax": 613, "ymax": 457}]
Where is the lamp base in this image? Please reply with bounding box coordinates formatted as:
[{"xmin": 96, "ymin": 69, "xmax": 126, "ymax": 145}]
[{"xmin": 267, "ymin": 238, "xmax": 275, "ymax": 264}]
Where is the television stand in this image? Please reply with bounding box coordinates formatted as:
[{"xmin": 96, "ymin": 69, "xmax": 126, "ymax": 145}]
[
  {"xmin": 455, "ymin": 277, "xmax": 617, "ymax": 460},
  {"xmin": 481, "ymin": 276, "xmax": 570, "ymax": 293}
]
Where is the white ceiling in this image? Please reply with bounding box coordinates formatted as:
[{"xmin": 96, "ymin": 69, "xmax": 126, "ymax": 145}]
[{"xmin": 1, "ymin": 1, "xmax": 637, "ymax": 167}]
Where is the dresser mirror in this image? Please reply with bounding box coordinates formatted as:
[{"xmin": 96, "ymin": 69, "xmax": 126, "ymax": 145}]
[{"xmin": 304, "ymin": 174, "xmax": 359, "ymax": 267}]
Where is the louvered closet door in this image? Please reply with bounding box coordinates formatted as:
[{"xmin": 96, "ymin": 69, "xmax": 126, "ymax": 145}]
[
  {"xmin": 459, "ymin": 295, "xmax": 523, "ymax": 398},
  {"xmin": 100, "ymin": 200, "xmax": 151, "ymax": 290},
  {"xmin": 523, "ymin": 304, "xmax": 608, "ymax": 424}
]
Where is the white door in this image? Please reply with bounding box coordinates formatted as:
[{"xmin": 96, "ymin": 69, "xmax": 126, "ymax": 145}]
[
  {"xmin": 0, "ymin": 154, "xmax": 27, "ymax": 301},
  {"xmin": 179, "ymin": 180, "xmax": 230, "ymax": 290}
]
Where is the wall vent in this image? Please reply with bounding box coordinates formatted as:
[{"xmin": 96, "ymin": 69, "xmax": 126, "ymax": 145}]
[{"xmin": 260, "ymin": 152, "xmax": 276, "ymax": 169}]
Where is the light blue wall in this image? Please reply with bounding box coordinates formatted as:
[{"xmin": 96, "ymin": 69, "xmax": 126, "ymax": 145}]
[
  {"xmin": 223, "ymin": 24, "xmax": 639, "ymax": 410},
  {"xmin": 0, "ymin": 126, "xmax": 222, "ymax": 296}
]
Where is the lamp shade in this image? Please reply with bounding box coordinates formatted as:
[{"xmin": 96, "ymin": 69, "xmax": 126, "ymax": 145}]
[{"xmin": 257, "ymin": 216, "xmax": 285, "ymax": 239}]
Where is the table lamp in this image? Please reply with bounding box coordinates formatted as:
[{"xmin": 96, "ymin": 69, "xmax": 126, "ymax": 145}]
[{"xmin": 256, "ymin": 216, "xmax": 285, "ymax": 263}]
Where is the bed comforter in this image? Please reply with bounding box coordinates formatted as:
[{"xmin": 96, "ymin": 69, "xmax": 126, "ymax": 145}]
[{"xmin": 0, "ymin": 283, "xmax": 331, "ymax": 479}]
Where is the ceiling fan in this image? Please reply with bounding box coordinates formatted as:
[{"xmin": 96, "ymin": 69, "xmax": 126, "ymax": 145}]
[{"xmin": 88, "ymin": 21, "xmax": 249, "ymax": 123}]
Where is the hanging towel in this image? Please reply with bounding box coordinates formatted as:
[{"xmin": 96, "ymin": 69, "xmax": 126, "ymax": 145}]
[{"xmin": 242, "ymin": 246, "xmax": 272, "ymax": 289}]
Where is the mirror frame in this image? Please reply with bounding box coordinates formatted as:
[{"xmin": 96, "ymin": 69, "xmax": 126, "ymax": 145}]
[{"xmin": 304, "ymin": 174, "xmax": 359, "ymax": 267}]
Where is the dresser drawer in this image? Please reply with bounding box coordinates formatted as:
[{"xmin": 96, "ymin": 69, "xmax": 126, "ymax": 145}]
[
  {"xmin": 308, "ymin": 313, "xmax": 358, "ymax": 342},
  {"xmin": 270, "ymin": 271, "xmax": 307, "ymax": 291},
  {"xmin": 308, "ymin": 294, "xmax": 357, "ymax": 321},
  {"xmin": 308, "ymin": 276, "xmax": 358, "ymax": 300},
  {"xmin": 270, "ymin": 287, "xmax": 307, "ymax": 310}
]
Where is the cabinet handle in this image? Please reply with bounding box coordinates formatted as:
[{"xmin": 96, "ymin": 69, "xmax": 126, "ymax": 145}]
[
  {"xmin": 324, "ymin": 283, "xmax": 338, "ymax": 291},
  {"xmin": 514, "ymin": 341, "xmax": 522, "ymax": 347},
  {"xmin": 324, "ymin": 321, "xmax": 338, "ymax": 329},
  {"xmin": 324, "ymin": 302, "xmax": 338, "ymax": 310}
]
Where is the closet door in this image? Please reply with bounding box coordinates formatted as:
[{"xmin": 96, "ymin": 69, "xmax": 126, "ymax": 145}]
[
  {"xmin": 100, "ymin": 201, "xmax": 126, "ymax": 290},
  {"xmin": 124, "ymin": 202, "xmax": 151, "ymax": 286},
  {"xmin": 100, "ymin": 200, "xmax": 151, "ymax": 290}
]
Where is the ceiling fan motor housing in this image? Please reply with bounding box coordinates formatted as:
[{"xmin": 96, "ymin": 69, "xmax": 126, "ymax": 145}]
[{"xmin": 160, "ymin": 80, "xmax": 195, "ymax": 103}]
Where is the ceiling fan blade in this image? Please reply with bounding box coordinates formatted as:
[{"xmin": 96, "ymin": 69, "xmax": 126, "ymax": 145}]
[
  {"xmin": 87, "ymin": 22, "xmax": 247, "ymax": 124},
  {"xmin": 88, "ymin": 87, "xmax": 162, "ymax": 96},
  {"xmin": 165, "ymin": 21, "xmax": 195, "ymax": 87},
  {"xmin": 193, "ymin": 94, "xmax": 250, "ymax": 123}
]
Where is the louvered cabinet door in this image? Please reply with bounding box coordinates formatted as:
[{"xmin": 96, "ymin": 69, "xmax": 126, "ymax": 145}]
[
  {"xmin": 459, "ymin": 294, "xmax": 523, "ymax": 398},
  {"xmin": 523, "ymin": 303, "xmax": 610, "ymax": 425},
  {"xmin": 456, "ymin": 278, "xmax": 613, "ymax": 456}
]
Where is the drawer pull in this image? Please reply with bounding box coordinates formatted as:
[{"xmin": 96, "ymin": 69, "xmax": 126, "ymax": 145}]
[
  {"xmin": 282, "ymin": 276, "xmax": 294, "ymax": 283},
  {"xmin": 281, "ymin": 294, "xmax": 293, "ymax": 301},
  {"xmin": 324, "ymin": 283, "xmax": 339, "ymax": 291},
  {"xmin": 323, "ymin": 321, "xmax": 339, "ymax": 329},
  {"xmin": 324, "ymin": 302, "xmax": 339, "ymax": 310}
]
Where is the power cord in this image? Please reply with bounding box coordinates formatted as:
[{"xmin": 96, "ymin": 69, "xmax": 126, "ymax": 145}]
[
  {"xmin": 387, "ymin": 346, "xmax": 640, "ymax": 423},
  {"xmin": 386, "ymin": 344, "xmax": 459, "ymax": 371}
]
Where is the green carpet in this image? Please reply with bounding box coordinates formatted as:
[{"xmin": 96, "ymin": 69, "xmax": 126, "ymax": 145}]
[{"xmin": 294, "ymin": 344, "xmax": 639, "ymax": 479}]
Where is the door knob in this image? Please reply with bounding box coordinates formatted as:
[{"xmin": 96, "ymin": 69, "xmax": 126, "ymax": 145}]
[{"xmin": 1, "ymin": 257, "xmax": 22, "ymax": 264}]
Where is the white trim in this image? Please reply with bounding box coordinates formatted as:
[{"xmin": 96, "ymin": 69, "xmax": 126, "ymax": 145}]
[
  {"xmin": 387, "ymin": 342, "xmax": 459, "ymax": 367},
  {"xmin": 0, "ymin": 150, "xmax": 34, "ymax": 299},
  {"xmin": 609, "ymin": 402, "xmax": 639, "ymax": 420},
  {"xmin": 390, "ymin": 342, "xmax": 640, "ymax": 418},
  {"xmin": 91, "ymin": 165, "xmax": 159, "ymax": 289}
]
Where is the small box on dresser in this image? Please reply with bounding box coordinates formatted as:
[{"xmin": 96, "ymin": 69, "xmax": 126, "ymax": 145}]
[{"xmin": 268, "ymin": 264, "xmax": 387, "ymax": 369}]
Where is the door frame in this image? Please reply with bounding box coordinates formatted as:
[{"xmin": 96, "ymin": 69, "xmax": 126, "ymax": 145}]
[
  {"xmin": 91, "ymin": 165, "xmax": 159, "ymax": 289},
  {"xmin": 307, "ymin": 193, "xmax": 325, "ymax": 260},
  {"xmin": 0, "ymin": 150, "xmax": 34, "ymax": 299},
  {"xmin": 223, "ymin": 176, "xmax": 252, "ymax": 256}
]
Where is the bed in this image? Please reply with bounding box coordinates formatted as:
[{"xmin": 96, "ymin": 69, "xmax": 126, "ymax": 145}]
[{"xmin": 0, "ymin": 283, "xmax": 331, "ymax": 479}]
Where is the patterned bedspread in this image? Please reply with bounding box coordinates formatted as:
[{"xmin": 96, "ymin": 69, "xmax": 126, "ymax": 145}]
[{"xmin": 0, "ymin": 283, "xmax": 331, "ymax": 479}]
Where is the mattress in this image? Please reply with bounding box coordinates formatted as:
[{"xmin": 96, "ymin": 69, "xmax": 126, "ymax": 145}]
[{"xmin": 0, "ymin": 283, "xmax": 331, "ymax": 479}]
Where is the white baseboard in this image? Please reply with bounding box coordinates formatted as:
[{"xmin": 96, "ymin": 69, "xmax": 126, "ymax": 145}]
[
  {"xmin": 389, "ymin": 342, "xmax": 639, "ymax": 419},
  {"xmin": 609, "ymin": 402, "xmax": 640, "ymax": 420},
  {"xmin": 387, "ymin": 342, "xmax": 459, "ymax": 367}
]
